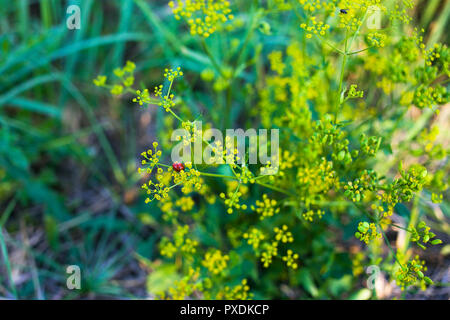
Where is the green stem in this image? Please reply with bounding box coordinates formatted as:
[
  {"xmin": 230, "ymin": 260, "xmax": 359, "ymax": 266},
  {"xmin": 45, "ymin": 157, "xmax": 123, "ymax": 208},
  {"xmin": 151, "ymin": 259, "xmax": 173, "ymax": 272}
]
[
  {"xmin": 255, "ymin": 181, "xmax": 293, "ymax": 196},
  {"xmin": 167, "ymin": 109, "xmax": 184, "ymax": 123},
  {"xmin": 348, "ymin": 46, "xmax": 373, "ymax": 55},
  {"xmin": 379, "ymin": 226, "xmax": 404, "ymax": 269},
  {"xmin": 320, "ymin": 37, "xmax": 345, "ymax": 55},
  {"xmin": 348, "ymin": 9, "xmax": 369, "ymax": 51},
  {"xmin": 333, "ymin": 9, "xmax": 369, "ymax": 123},
  {"xmin": 199, "ymin": 172, "xmax": 237, "ymax": 179}
]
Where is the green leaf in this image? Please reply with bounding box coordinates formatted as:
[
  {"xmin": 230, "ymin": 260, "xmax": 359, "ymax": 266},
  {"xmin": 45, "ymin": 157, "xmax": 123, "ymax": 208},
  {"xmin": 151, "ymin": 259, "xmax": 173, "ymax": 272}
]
[{"xmin": 299, "ymin": 269, "xmax": 319, "ymax": 298}]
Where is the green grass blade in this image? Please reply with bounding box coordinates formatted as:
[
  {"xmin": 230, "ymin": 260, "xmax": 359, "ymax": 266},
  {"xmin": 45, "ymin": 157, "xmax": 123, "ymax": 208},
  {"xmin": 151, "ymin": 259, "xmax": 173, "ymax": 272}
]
[
  {"xmin": 111, "ymin": 0, "xmax": 133, "ymax": 67},
  {"xmin": 1, "ymin": 33, "xmax": 152, "ymax": 84},
  {"xmin": 16, "ymin": 0, "xmax": 29, "ymax": 39},
  {"xmin": 0, "ymin": 74, "xmax": 63, "ymax": 106},
  {"xmin": 7, "ymin": 97, "xmax": 62, "ymax": 118},
  {"xmin": 40, "ymin": 0, "xmax": 53, "ymax": 29},
  {"xmin": 61, "ymin": 76, "xmax": 126, "ymax": 184}
]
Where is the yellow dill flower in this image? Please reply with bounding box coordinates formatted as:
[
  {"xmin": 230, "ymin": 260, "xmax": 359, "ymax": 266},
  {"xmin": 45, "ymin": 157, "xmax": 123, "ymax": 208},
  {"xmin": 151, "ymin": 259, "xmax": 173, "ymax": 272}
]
[
  {"xmin": 164, "ymin": 67, "xmax": 183, "ymax": 81},
  {"xmin": 296, "ymin": 158, "xmax": 337, "ymax": 195},
  {"xmin": 123, "ymin": 60, "xmax": 136, "ymax": 73},
  {"xmin": 139, "ymin": 142, "xmax": 162, "ymax": 170},
  {"xmin": 376, "ymin": 77, "xmax": 394, "ymax": 95},
  {"xmin": 395, "ymin": 256, "xmax": 432, "ymax": 290},
  {"xmin": 113, "ymin": 67, "xmax": 125, "ymax": 78},
  {"xmin": 133, "ymin": 89, "xmax": 151, "ymax": 106},
  {"xmin": 364, "ymin": 54, "xmax": 386, "ymax": 75},
  {"xmin": 268, "ymin": 51, "xmax": 285, "ymax": 75},
  {"xmin": 123, "ymin": 76, "xmax": 134, "ymax": 87},
  {"xmin": 216, "ymin": 279, "xmax": 252, "ymax": 300},
  {"xmin": 300, "ymin": 17, "xmax": 330, "ymax": 38},
  {"xmin": 220, "ymin": 189, "xmax": 246, "ymax": 214},
  {"xmin": 243, "ymin": 228, "xmax": 265, "ymax": 250},
  {"xmin": 282, "ymin": 250, "xmax": 299, "ymax": 269},
  {"xmin": 159, "ymin": 93, "xmax": 176, "ymax": 112},
  {"xmin": 274, "ymin": 225, "xmax": 294, "ymax": 243},
  {"xmin": 302, "ymin": 209, "xmax": 324, "ymax": 222},
  {"xmin": 169, "ymin": 0, "xmax": 234, "ymax": 38},
  {"xmin": 93, "ymin": 75, "xmax": 107, "ymax": 87},
  {"xmin": 160, "ymin": 225, "xmax": 198, "ymax": 258},
  {"xmin": 347, "ymin": 84, "xmax": 364, "ymax": 99},
  {"xmin": 110, "ymin": 84, "xmax": 123, "ymax": 95},
  {"xmin": 298, "ymin": 0, "xmax": 336, "ymax": 13},
  {"xmin": 201, "ymin": 68, "xmax": 215, "ymax": 81},
  {"xmin": 367, "ymin": 32, "xmax": 387, "ymax": 48},
  {"xmin": 172, "ymin": 163, "xmax": 203, "ymax": 194},
  {"xmin": 226, "ymin": 180, "xmax": 248, "ymax": 197},
  {"xmin": 202, "ymin": 249, "xmax": 229, "ymax": 275},
  {"xmin": 260, "ymin": 251, "xmax": 273, "ymax": 268},
  {"xmin": 160, "ymin": 238, "xmax": 177, "ymax": 258},
  {"xmin": 355, "ymin": 221, "xmax": 381, "ymax": 244},
  {"xmin": 176, "ymin": 196, "xmax": 195, "ymax": 211},
  {"xmin": 431, "ymin": 193, "xmax": 443, "ymax": 204},
  {"xmin": 352, "ymin": 252, "xmax": 365, "ymax": 276},
  {"xmin": 251, "ymin": 194, "xmax": 280, "ymax": 220},
  {"xmin": 413, "ymin": 85, "xmax": 446, "ymax": 110},
  {"xmin": 337, "ymin": 1, "xmax": 387, "ymax": 31},
  {"xmin": 260, "ymin": 242, "xmax": 278, "ymax": 268}
]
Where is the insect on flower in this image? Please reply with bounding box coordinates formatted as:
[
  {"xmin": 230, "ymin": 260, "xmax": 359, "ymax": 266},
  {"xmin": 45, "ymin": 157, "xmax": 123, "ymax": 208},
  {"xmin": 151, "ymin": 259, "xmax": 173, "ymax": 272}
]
[
  {"xmin": 172, "ymin": 162, "xmax": 185, "ymax": 172},
  {"xmin": 340, "ymin": 9, "xmax": 348, "ymax": 14}
]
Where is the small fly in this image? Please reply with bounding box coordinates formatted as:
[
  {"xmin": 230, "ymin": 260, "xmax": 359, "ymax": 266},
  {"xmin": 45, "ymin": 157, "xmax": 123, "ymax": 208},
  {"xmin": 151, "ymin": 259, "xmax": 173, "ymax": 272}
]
[{"xmin": 340, "ymin": 9, "xmax": 348, "ymax": 14}]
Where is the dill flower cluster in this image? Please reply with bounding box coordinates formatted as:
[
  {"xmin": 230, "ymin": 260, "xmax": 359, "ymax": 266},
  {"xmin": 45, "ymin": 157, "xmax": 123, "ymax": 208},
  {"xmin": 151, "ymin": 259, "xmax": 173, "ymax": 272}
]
[
  {"xmin": 93, "ymin": 60, "xmax": 136, "ymax": 95},
  {"xmin": 395, "ymin": 256, "xmax": 432, "ymax": 290},
  {"xmin": 160, "ymin": 225, "xmax": 199, "ymax": 258},
  {"xmin": 215, "ymin": 279, "xmax": 252, "ymax": 300},
  {"xmin": 91, "ymin": 0, "xmax": 448, "ymax": 298},
  {"xmin": 367, "ymin": 32, "xmax": 387, "ymax": 48},
  {"xmin": 202, "ymin": 250, "xmax": 230, "ymax": 275},
  {"xmin": 251, "ymin": 194, "xmax": 280, "ymax": 220},
  {"xmin": 274, "ymin": 225, "xmax": 294, "ymax": 243},
  {"xmin": 243, "ymin": 228, "xmax": 265, "ymax": 250},
  {"xmin": 298, "ymin": 0, "xmax": 336, "ymax": 14},
  {"xmin": 300, "ymin": 17, "xmax": 330, "ymax": 39},
  {"xmin": 282, "ymin": 250, "xmax": 299, "ymax": 270},
  {"xmin": 220, "ymin": 190, "xmax": 247, "ymax": 214},
  {"xmin": 355, "ymin": 222, "xmax": 381, "ymax": 244}
]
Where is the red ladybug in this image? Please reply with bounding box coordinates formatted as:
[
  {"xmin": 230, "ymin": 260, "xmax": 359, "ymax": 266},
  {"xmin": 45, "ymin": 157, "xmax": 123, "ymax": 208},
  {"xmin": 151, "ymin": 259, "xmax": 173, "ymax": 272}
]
[{"xmin": 172, "ymin": 162, "xmax": 185, "ymax": 172}]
